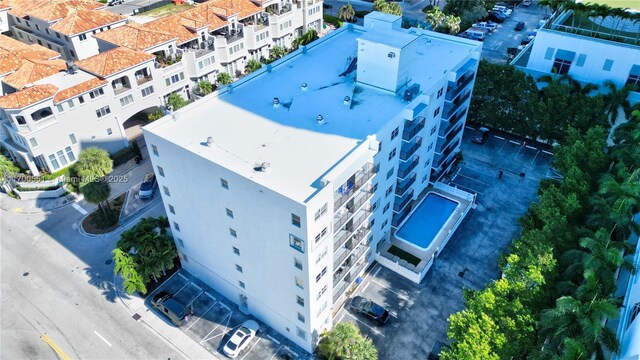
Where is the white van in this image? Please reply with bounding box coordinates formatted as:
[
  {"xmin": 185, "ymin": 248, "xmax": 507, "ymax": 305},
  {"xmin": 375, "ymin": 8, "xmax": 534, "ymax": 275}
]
[
  {"xmin": 492, "ymin": 5, "xmax": 512, "ymax": 15},
  {"xmin": 463, "ymin": 28, "xmax": 487, "ymax": 41}
]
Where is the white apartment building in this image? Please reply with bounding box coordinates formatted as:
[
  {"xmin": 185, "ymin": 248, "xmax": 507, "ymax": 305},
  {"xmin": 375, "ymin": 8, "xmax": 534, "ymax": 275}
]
[
  {"xmin": 513, "ymin": 9, "xmax": 640, "ymax": 101},
  {"xmin": 143, "ymin": 12, "xmax": 480, "ymax": 352}
]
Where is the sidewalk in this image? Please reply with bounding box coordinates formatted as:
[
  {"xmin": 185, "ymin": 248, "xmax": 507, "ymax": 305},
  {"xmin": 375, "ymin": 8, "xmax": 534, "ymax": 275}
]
[
  {"xmin": 115, "ymin": 274, "xmax": 216, "ymax": 360},
  {"xmin": 0, "ymin": 154, "xmax": 152, "ymax": 214}
]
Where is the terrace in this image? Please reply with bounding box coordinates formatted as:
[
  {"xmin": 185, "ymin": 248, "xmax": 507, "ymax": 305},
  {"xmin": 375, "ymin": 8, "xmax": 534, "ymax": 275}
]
[{"xmin": 548, "ymin": 9, "xmax": 640, "ymax": 45}]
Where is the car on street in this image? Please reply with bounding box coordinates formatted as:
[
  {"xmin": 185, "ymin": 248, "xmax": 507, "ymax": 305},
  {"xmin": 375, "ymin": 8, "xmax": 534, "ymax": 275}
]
[
  {"xmin": 223, "ymin": 320, "xmax": 260, "ymax": 358},
  {"xmin": 138, "ymin": 173, "xmax": 156, "ymax": 199},
  {"xmin": 151, "ymin": 291, "xmax": 192, "ymax": 327},
  {"xmin": 471, "ymin": 127, "xmax": 491, "ymax": 144},
  {"xmin": 515, "ymin": 21, "xmax": 525, "ymax": 31},
  {"xmin": 350, "ymin": 296, "xmax": 390, "ymax": 325}
]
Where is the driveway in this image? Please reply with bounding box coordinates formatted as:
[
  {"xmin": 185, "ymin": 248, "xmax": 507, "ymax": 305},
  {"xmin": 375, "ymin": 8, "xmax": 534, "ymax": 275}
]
[
  {"xmin": 335, "ymin": 126, "xmax": 555, "ymax": 359},
  {"xmin": 149, "ymin": 271, "xmax": 310, "ymax": 360}
]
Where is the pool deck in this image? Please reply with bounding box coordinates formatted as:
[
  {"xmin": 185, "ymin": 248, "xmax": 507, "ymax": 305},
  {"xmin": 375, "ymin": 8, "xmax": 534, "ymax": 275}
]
[{"xmin": 377, "ymin": 182, "xmax": 476, "ymax": 283}]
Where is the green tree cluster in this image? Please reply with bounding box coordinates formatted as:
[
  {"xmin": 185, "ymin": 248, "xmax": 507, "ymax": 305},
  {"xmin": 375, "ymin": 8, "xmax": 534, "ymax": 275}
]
[
  {"xmin": 425, "ymin": 7, "xmax": 461, "ymax": 34},
  {"xmin": 442, "ymin": 106, "xmax": 640, "ymax": 358},
  {"xmin": 113, "ymin": 217, "xmax": 177, "ymax": 294},
  {"xmin": 0, "ymin": 153, "xmax": 19, "ymax": 181},
  {"xmin": 75, "ymin": 147, "xmax": 113, "ymax": 219},
  {"xmin": 317, "ymin": 323, "xmax": 377, "ymax": 360},
  {"xmin": 338, "ymin": 3, "xmax": 356, "ymax": 22},
  {"xmin": 373, "ymin": 0, "xmax": 402, "ymax": 16},
  {"xmin": 167, "ymin": 92, "xmax": 188, "ymax": 110},
  {"xmin": 293, "ymin": 29, "xmax": 319, "ymax": 49}
]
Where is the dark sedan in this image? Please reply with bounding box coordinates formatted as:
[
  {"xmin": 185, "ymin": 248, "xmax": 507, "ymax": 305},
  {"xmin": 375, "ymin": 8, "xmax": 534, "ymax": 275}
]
[
  {"xmin": 472, "ymin": 127, "xmax": 491, "ymax": 144},
  {"xmin": 350, "ymin": 296, "xmax": 390, "ymax": 325}
]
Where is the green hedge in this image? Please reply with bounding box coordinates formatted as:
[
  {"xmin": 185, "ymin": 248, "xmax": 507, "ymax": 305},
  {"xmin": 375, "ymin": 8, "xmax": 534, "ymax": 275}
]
[
  {"xmin": 323, "ymin": 14, "xmax": 343, "ymax": 28},
  {"xmin": 16, "ymin": 184, "xmax": 61, "ymax": 191},
  {"xmin": 111, "ymin": 146, "xmax": 137, "ymax": 167}
]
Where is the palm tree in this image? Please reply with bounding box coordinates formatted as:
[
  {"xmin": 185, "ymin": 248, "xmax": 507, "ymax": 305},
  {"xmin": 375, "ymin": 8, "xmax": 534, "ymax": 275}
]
[
  {"xmin": 216, "ymin": 72, "xmax": 233, "ymax": 85},
  {"xmin": 385, "ymin": 2, "xmax": 402, "ymax": 16},
  {"xmin": 167, "ymin": 92, "xmax": 187, "ymax": 110},
  {"xmin": 338, "ymin": 3, "xmax": 356, "ymax": 22},
  {"xmin": 317, "ymin": 322, "xmax": 360, "ymax": 359},
  {"xmin": 373, "ymin": 0, "xmax": 388, "ymax": 13},
  {"xmin": 75, "ymin": 147, "xmax": 113, "ymax": 184},
  {"xmin": 444, "ymin": 14, "xmax": 461, "ymax": 34},
  {"xmin": 81, "ymin": 179, "xmax": 111, "ymax": 219},
  {"xmin": 269, "ymin": 45, "xmax": 287, "ymax": 61},
  {"xmin": 426, "ymin": 7, "xmax": 446, "ymax": 31},
  {"xmin": 602, "ymin": 80, "xmax": 631, "ymax": 124},
  {"xmin": 245, "ymin": 59, "xmax": 262, "ymax": 74},
  {"xmin": 195, "ymin": 80, "xmax": 213, "ymax": 95},
  {"xmin": 112, "ymin": 248, "xmax": 147, "ymax": 294}
]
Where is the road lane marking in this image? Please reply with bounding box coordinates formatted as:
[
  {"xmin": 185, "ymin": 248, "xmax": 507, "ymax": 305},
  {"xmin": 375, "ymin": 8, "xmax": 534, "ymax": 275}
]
[
  {"xmin": 71, "ymin": 203, "xmax": 88, "ymax": 215},
  {"xmin": 269, "ymin": 345, "xmax": 284, "ymax": 360},
  {"xmin": 41, "ymin": 334, "xmax": 71, "ymax": 360},
  {"xmin": 93, "ymin": 331, "xmax": 112, "ymax": 347}
]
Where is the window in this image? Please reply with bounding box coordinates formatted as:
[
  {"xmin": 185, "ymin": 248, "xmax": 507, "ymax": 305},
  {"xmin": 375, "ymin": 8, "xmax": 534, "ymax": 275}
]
[
  {"xmin": 236, "ymin": 264, "xmax": 243, "ymax": 273},
  {"xmin": 65, "ymin": 146, "xmax": 75, "ymax": 162},
  {"xmin": 371, "ymin": 200, "xmax": 378, "ymax": 211},
  {"xmin": 141, "ymin": 86, "xmax": 154, "ymax": 97},
  {"xmin": 386, "ymin": 168, "xmax": 394, "ymax": 179},
  {"xmin": 316, "ymin": 246, "xmax": 328, "ymax": 263},
  {"xmin": 316, "ymin": 285, "xmax": 327, "ymax": 300},
  {"xmin": 378, "ymin": 141, "xmax": 383, "ymax": 152},
  {"xmin": 78, "ymin": 95, "xmax": 84, "ymax": 104},
  {"xmin": 233, "ymin": 247, "xmax": 240, "ymax": 255},
  {"xmin": 315, "ymin": 267, "xmax": 327, "ymax": 282},
  {"xmin": 423, "ymin": 174, "xmax": 428, "ymax": 183},
  {"xmin": 626, "ymin": 65, "xmax": 640, "ymax": 88},
  {"xmin": 381, "ymin": 219, "xmax": 388, "ymax": 229},
  {"xmin": 388, "ymin": 148, "xmax": 396, "ymax": 160},
  {"xmin": 106, "ymin": 128, "xmax": 113, "ymax": 136},
  {"xmin": 29, "ymin": 138, "xmax": 38, "ymax": 148},
  {"xmin": 119, "ymin": 94, "xmax": 134, "ymax": 107},
  {"xmin": 48, "ymin": 154, "xmax": 60, "ymax": 170},
  {"xmin": 89, "ymin": 88, "xmax": 104, "ymax": 99},
  {"xmin": 296, "ymin": 296, "xmax": 304, "ymax": 307},
  {"xmin": 229, "ymin": 43, "xmax": 244, "ymax": 55},
  {"xmin": 385, "ymin": 186, "xmax": 393, "ymax": 197},
  {"xmin": 173, "ymin": 222, "xmax": 180, "ymax": 231},
  {"xmin": 178, "ymin": 238, "xmax": 184, "ymax": 248},
  {"xmin": 291, "ymin": 213, "xmax": 301, "ymax": 227},
  {"xmin": 295, "ymin": 277, "xmax": 304, "ymax": 289},
  {"xmin": 289, "ymin": 234, "xmax": 305, "ymax": 253},
  {"xmin": 56, "ymin": 104, "xmax": 64, "ymax": 112},
  {"xmin": 69, "ymin": 134, "xmax": 77, "ymax": 144},
  {"xmin": 169, "ymin": 204, "xmax": 175, "ymax": 214},
  {"xmin": 314, "ymin": 227, "xmax": 328, "ymax": 243},
  {"xmin": 433, "ymin": 107, "xmax": 440, "ymax": 117},
  {"xmin": 279, "ymin": 20, "xmax": 292, "ymax": 30},
  {"xmin": 221, "ymin": 178, "xmax": 229, "ymax": 189},
  {"xmin": 226, "ymin": 208, "xmax": 234, "ymax": 218},
  {"xmin": 163, "ymin": 185, "xmax": 170, "ymax": 196},
  {"xmin": 314, "ymin": 203, "xmax": 328, "ymax": 220},
  {"xmin": 552, "ymin": 58, "xmax": 572, "ymax": 75},
  {"xmin": 294, "ymin": 258, "xmax": 303, "ymax": 270},
  {"xmin": 603, "ymin": 59, "xmax": 614, "ymax": 71},
  {"xmin": 437, "ymin": 87, "xmax": 444, "ymax": 98},
  {"xmin": 56, "ymin": 150, "xmax": 68, "ymax": 166},
  {"xmin": 95, "ymin": 106, "xmax": 111, "ymax": 118},
  {"xmin": 152, "ymin": 145, "xmax": 159, "ymax": 156},
  {"xmin": 372, "ymin": 183, "xmax": 378, "ymax": 192},
  {"xmin": 198, "ymin": 55, "xmax": 215, "ymax": 69},
  {"xmin": 256, "ymin": 31, "xmax": 270, "ymax": 42},
  {"xmin": 430, "ymin": 126, "xmax": 437, "ymax": 135},
  {"xmin": 79, "ymin": 33, "xmax": 87, "ymax": 41},
  {"xmin": 391, "ymin": 127, "xmax": 399, "ymax": 140},
  {"xmin": 227, "ymin": 228, "xmax": 236, "ymax": 238},
  {"xmin": 239, "ymin": 281, "xmax": 245, "ymax": 289},
  {"xmin": 66, "ymin": 99, "xmax": 75, "ymax": 109},
  {"xmin": 166, "ymin": 72, "xmax": 185, "ymax": 86},
  {"xmin": 296, "ymin": 327, "xmax": 306, "ymax": 340},
  {"xmin": 424, "ymin": 159, "xmax": 431, "ymax": 168},
  {"xmin": 427, "ymin": 143, "xmax": 433, "ymax": 152},
  {"xmin": 383, "ymin": 202, "xmax": 390, "ymax": 213},
  {"xmin": 576, "ymin": 54, "xmax": 587, "ymax": 67},
  {"xmin": 157, "ymin": 166, "xmax": 165, "ymax": 177},
  {"xmin": 298, "ymin": 312, "xmax": 305, "ymax": 323},
  {"xmin": 544, "ymin": 47, "xmax": 555, "ymax": 60}
]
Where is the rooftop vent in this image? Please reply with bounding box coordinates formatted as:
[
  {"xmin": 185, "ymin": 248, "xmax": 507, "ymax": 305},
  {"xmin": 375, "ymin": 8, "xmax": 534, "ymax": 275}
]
[
  {"xmin": 343, "ymin": 96, "xmax": 351, "ymax": 105},
  {"xmin": 301, "ymin": 82, "xmax": 308, "ymax": 91},
  {"xmin": 273, "ymin": 97, "xmax": 280, "ymax": 108},
  {"xmin": 254, "ymin": 162, "xmax": 270, "ymax": 172},
  {"xmin": 316, "ymin": 114, "xmax": 325, "ymax": 125},
  {"xmin": 206, "ymin": 136, "xmax": 214, "ymax": 147}
]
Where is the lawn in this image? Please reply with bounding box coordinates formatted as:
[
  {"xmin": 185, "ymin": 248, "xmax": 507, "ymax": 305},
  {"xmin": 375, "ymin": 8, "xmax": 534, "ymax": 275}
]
[
  {"xmin": 135, "ymin": 3, "xmax": 193, "ymax": 18},
  {"xmin": 588, "ymin": 0, "xmax": 640, "ymax": 10},
  {"xmin": 388, "ymin": 245, "xmax": 422, "ymax": 266}
]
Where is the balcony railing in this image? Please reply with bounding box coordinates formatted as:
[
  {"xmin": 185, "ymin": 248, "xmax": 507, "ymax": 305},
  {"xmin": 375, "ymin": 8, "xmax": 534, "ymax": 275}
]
[
  {"xmin": 435, "ymin": 138, "xmax": 461, "ymax": 165},
  {"xmin": 395, "ymin": 172, "xmax": 416, "ymax": 196},
  {"xmin": 136, "ymin": 75, "xmax": 153, "ymax": 86},
  {"xmin": 400, "ymin": 137, "xmax": 422, "ymax": 161},
  {"xmin": 443, "ymin": 91, "xmax": 471, "ymax": 119},
  {"xmin": 334, "ymin": 163, "xmax": 375, "ymax": 210},
  {"xmin": 113, "ymin": 85, "xmax": 131, "ymax": 96},
  {"xmin": 402, "ymin": 117, "xmax": 426, "ymax": 141},
  {"xmin": 445, "ymin": 74, "xmax": 475, "ymax": 101},
  {"xmin": 392, "ymin": 203, "xmax": 413, "ymax": 227},
  {"xmin": 333, "ymin": 280, "xmax": 349, "ymax": 303},
  {"xmin": 333, "ymin": 224, "xmax": 370, "ymax": 269},
  {"xmin": 333, "ymin": 211, "xmax": 370, "ymax": 252},
  {"xmin": 436, "ymin": 125, "xmax": 463, "ymax": 153},
  {"xmin": 397, "ymin": 155, "xmax": 419, "ymax": 179},
  {"xmin": 333, "ymin": 186, "xmax": 373, "ymax": 230},
  {"xmin": 440, "ymin": 108, "xmax": 466, "ymax": 136},
  {"xmin": 393, "ymin": 188, "xmax": 414, "ymax": 213}
]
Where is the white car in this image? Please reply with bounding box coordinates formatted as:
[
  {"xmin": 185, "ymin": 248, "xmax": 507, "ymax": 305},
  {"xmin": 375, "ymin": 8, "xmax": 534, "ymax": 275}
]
[{"xmin": 222, "ymin": 320, "xmax": 260, "ymax": 358}]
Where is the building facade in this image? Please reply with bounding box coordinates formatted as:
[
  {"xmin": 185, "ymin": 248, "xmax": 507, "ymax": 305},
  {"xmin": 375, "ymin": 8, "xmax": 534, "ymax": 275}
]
[{"xmin": 143, "ymin": 13, "xmax": 480, "ymax": 352}]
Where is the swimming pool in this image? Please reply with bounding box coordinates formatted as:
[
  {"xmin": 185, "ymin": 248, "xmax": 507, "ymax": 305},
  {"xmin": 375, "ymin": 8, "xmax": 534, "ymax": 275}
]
[{"xmin": 395, "ymin": 192, "xmax": 459, "ymax": 251}]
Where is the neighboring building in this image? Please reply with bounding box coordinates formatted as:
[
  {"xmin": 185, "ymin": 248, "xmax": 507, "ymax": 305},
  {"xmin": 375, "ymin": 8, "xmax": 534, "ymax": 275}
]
[
  {"xmin": 513, "ymin": 9, "xmax": 640, "ymax": 100},
  {"xmin": 143, "ymin": 13, "xmax": 480, "ymax": 352}
]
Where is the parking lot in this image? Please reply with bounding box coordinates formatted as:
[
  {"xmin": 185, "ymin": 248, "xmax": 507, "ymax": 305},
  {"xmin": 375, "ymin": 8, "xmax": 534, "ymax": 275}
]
[
  {"xmin": 149, "ymin": 271, "xmax": 309, "ymax": 360},
  {"xmin": 335, "ymin": 127, "xmax": 555, "ymax": 359},
  {"xmin": 480, "ymin": 1, "xmax": 550, "ymax": 63}
]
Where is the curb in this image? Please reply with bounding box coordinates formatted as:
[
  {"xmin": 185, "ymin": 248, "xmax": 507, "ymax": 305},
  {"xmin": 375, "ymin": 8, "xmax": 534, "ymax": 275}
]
[{"xmin": 78, "ymin": 194, "xmax": 162, "ymax": 238}]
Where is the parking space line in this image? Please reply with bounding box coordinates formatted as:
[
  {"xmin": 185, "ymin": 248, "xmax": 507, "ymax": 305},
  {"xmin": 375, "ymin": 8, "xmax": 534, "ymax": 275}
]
[
  {"xmin": 345, "ymin": 311, "xmax": 386, "ymax": 337},
  {"xmin": 185, "ymin": 300, "xmax": 218, "ymax": 331},
  {"xmin": 361, "ymin": 282, "xmax": 370, "ymax": 293},
  {"xmin": 449, "ymin": 182, "xmax": 481, "ymax": 195},
  {"xmin": 455, "ymin": 173, "xmax": 489, "ymax": 186},
  {"xmin": 200, "ymin": 310, "xmax": 232, "ymax": 343},
  {"xmin": 494, "ymin": 135, "xmax": 505, "ymax": 140},
  {"xmin": 530, "ymin": 150, "xmax": 540, "ymax": 164},
  {"xmin": 269, "ymin": 345, "xmax": 285, "ymax": 360},
  {"xmin": 266, "ymin": 334, "xmax": 280, "ymax": 345},
  {"xmin": 465, "ymin": 126, "xmax": 475, "ymax": 130},
  {"xmin": 370, "ymin": 279, "xmax": 410, "ymax": 302},
  {"xmin": 241, "ymin": 337, "xmax": 262, "ymax": 360},
  {"xmin": 337, "ymin": 313, "xmax": 345, "ymax": 323},
  {"xmin": 177, "ymin": 272, "xmax": 189, "ymax": 281},
  {"xmin": 542, "ymin": 150, "xmax": 554, "ymax": 155},
  {"xmin": 93, "ymin": 331, "xmax": 112, "ymax": 347},
  {"xmin": 372, "ymin": 265, "xmax": 381, "ymax": 278},
  {"xmin": 525, "ymin": 145, "xmax": 537, "ymax": 150},
  {"xmin": 509, "ymin": 140, "xmax": 521, "ymax": 145},
  {"xmin": 186, "ymin": 290, "xmax": 204, "ymax": 307}
]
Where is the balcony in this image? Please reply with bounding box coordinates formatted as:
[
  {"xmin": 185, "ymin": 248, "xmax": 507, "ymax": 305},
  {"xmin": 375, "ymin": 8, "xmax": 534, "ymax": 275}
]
[
  {"xmin": 393, "ymin": 188, "xmax": 414, "ymax": 213},
  {"xmin": 400, "ymin": 137, "xmax": 422, "ymax": 161},
  {"xmin": 402, "ymin": 117, "xmax": 426, "ymax": 141},
  {"xmin": 111, "ymin": 75, "xmax": 132, "ymax": 96},
  {"xmin": 440, "ymin": 108, "xmax": 467, "ymax": 136},
  {"xmin": 266, "ymin": 2, "xmax": 293, "ymax": 16},
  {"xmin": 334, "ymin": 163, "xmax": 375, "ymax": 210},
  {"xmin": 397, "ymin": 155, "xmax": 419, "ymax": 179},
  {"xmin": 214, "ymin": 25, "xmax": 245, "ymax": 46},
  {"xmin": 392, "ymin": 203, "xmax": 413, "ymax": 227},
  {"xmin": 333, "ymin": 186, "xmax": 373, "ymax": 230},
  {"xmin": 334, "ymin": 211, "xmax": 370, "ymax": 252},
  {"xmin": 443, "ymin": 91, "xmax": 471, "ymax": 119},
  {"xmin": 396, "ymin": 173, "xmax": 416, "ymax": 196},
  {"xmin": 333, "ymin": 224, "xmax": 371, "ymax": 269},
  {"xmin": 434, "ymin": 138, "xmax": 461, "ymax": 166},
  {"xmin": 436, "ymin": 124, "xmax": 463, "ymax": 154},
  {"xmin": 445, "ymin": 73, "xmax": 475, "ymax": 101}
]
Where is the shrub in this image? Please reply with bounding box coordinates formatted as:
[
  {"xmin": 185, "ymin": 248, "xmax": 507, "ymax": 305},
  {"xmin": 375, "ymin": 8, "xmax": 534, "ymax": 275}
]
[
  {"xmin": 167, "ymin": 93, "xmax": 187, "ymax": 111},
  {"xmin": 216, "ymin": 72, "xmax": 233, "ymax": 86},
  {"xmin": 323, "ymin": 14, "xmax": 343, "ymax": 28},
  {"xmin": 195, "ymin": 80, "xmax": 213, "ymax": 95},
  {"xmin": 111, "ymin": 146, "xmax": 137, "ymax": 167},
  {"xmin": 16, "ymin": 184, "xmax": 61, "ymax": 192},
  {"xmin": 147, "ymin": 111, "xmax": 163, "ymax": 123}
]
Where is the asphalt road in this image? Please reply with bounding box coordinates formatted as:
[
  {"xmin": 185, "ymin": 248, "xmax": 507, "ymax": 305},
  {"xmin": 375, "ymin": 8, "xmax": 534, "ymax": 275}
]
[{"xmin": 0, "ymin": 198, "xmax": 172, "ymax": 359}]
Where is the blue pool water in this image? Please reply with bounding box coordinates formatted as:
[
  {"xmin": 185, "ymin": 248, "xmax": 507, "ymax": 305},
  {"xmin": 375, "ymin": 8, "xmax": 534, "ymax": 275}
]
[{"xmin": 395, "ymin": 193, "xmax": 459, "ymax": 250}]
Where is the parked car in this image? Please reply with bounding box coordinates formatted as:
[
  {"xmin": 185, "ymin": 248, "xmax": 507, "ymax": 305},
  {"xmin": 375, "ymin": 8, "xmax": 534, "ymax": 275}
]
[
  {"xmin": 350, "ymin": 296, "xmax": 390, "ymax": 325},
  {"xmin": 523, "ymin": 0, "xmax": 532, "ymax": 6},
  {"xmin": 527, "ymin": 31, "xmax": 537, "ymax": 40},
  {"xmin": 138, "ymin": 173, "xmax": 156, "ymax": 199},
  {"xmin": 222, "ymin": 320, "xmax": 260, "ymax": 358},
  {"xmin": 151, "ymin": 292, "xmax": 192, "ymax": 327},
  {"xmin": 472, "ymin": 21, "xmax": 498, "ymax": 32},
  {"xmin": 472, "ymin": 127, "xmax": 491, "ymax": 144},
  {"xmin": 108, "ymin": 0, "xmax": 124, "ymax": 5},
  {"xmin": 487, "ymin": 12, "xmax": 507, "ymax": 23},
  {"xmin": 492, "ymin": 5, "xmax": 512, "ymax": 16},
  {"xmin": 515, "ymin": 21, "xmax": 525, "ymax": 31},
  {"xmin": 520, "ymin": 38, "xmax": 532, "ymax": 45},
  {"xmin": 496, "ymin": 2, "xmax": 515, "ymax": 10}
]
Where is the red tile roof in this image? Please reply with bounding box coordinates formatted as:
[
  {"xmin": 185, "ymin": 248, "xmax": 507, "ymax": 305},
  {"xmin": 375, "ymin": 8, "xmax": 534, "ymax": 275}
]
[
  {"xmin": 53, "ymin": 78, "xmax": 106, "ymax": 103},
  {"xmin": 3, "ymin": 59, "xmax": 67, "ymax": 89},
  {"xmin": 94, "ymin": 22, "xmax": 176, "ymax": 51},
  {"xmin": 0, "ymin": 84, "xmax": 58, "ymax": 109},
  {"xmin": 49, "ymin": 8, "xmax": 126, "ymax": 36},
  {"xmin": 75, "ymin": 47, "xmax": 154, "ymax": 78}
]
